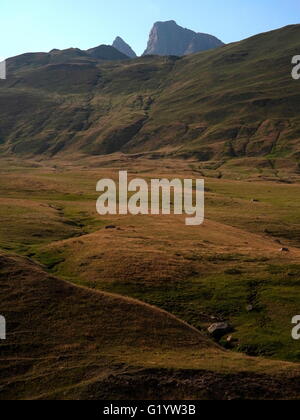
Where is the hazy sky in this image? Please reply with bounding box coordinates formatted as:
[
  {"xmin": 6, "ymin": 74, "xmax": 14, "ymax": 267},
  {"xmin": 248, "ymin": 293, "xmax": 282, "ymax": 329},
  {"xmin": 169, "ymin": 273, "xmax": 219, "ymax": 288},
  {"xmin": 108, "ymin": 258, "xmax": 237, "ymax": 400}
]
[{"xmin": 1, "ymin": 0, "xmax": 300, "ymax": 59}]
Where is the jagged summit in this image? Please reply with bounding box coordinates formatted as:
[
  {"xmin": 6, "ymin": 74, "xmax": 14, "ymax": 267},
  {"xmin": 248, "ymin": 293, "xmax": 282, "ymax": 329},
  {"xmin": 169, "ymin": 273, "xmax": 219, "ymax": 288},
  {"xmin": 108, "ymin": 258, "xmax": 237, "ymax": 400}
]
[
  {"xmin": 112, "ymin": 36, "xmax": 137, "ymax": 58},
  {"xmin": 143, "ymin": 20, "xmax": 224, "ymax": 56}
]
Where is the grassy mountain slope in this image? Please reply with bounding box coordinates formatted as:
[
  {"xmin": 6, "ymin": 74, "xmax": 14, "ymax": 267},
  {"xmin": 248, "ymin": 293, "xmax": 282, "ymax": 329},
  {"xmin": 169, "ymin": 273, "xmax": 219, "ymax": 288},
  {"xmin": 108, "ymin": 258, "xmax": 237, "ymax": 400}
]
[
  {"xmin": 135, "ymin": 24, "xmax": 300, "ymax": 159},
  {"xmin": 0, "ymin": 25, "xmax": 299, "ymax": 166},
  {"xmin": 0, "ymin": 157, "xmax": 299, "ymax": 366},
  {"xmin": 1, "ymin": 251, "xmax": 300, "ymax": 400}
]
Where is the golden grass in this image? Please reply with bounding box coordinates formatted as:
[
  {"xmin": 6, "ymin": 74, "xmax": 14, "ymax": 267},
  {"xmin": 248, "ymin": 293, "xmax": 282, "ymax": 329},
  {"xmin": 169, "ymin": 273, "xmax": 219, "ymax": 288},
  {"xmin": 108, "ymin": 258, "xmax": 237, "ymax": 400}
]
[
  {"xmin": 0, "ymin": 156, "xmax": 300, "ymax": 399},
  {"xmin": 0, "ymin": 252, "xmax": 299, "ymax": 400}
]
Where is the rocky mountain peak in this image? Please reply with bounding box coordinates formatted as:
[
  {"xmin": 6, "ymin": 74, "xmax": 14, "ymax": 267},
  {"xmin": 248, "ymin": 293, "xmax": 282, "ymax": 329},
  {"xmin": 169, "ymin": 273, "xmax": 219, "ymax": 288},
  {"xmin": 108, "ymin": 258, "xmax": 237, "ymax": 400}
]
[
  {"xmin": 143, "ymin": 20, "xmax": 224, "ymax": 56},
  {"xmin": 112, "ymin": 36, "xmax": 137, "ymax": 58}
]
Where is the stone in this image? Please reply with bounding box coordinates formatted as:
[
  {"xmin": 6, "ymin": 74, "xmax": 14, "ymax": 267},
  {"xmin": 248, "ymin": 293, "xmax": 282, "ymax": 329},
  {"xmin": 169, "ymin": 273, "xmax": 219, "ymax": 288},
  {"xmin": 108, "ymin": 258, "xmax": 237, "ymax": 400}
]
[
  {"xmin": 208, "ymin": 322, "xmax": 232, "ymax": 339},
  {"xmin": 280, "ymin": 248, "xmax": 289, "ymax": 252}
]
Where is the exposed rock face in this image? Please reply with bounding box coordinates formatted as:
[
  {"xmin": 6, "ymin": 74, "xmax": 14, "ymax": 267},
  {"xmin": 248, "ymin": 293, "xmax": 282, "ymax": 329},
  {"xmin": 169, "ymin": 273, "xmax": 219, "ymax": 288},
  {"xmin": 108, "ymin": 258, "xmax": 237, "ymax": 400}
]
[
  {"xmin": 113, "ymin": 36, "xmax": 137, "ymax": 58},
  {"xmin": 143, "ymin": 20, "xmax": 224, "ymax": 56}
]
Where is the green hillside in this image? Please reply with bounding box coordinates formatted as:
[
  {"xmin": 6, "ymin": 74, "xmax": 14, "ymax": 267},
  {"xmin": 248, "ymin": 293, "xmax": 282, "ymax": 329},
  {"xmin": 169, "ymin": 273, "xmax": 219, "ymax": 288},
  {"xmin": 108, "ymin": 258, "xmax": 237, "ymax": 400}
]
[{"xmin": 0, "ymin": 25, "xmax": 299, "ymax": 164}]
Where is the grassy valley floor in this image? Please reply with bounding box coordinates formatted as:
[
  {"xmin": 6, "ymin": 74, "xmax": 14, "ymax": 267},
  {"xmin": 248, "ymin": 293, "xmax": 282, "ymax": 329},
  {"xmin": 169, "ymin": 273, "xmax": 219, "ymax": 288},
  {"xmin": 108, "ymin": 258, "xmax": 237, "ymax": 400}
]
[{"xmin": 0, "ymin": 155, "xmax": 299, "ymax": 399}]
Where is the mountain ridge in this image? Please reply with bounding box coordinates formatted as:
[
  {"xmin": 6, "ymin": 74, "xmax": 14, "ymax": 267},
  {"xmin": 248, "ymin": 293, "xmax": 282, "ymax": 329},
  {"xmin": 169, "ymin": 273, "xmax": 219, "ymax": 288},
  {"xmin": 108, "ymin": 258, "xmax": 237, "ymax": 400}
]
[
  {"xmin": 86, "ymin": 44, "xmax": 129, "ymax": 60},
  {"xmin": 7, "ymin": 44, "xmax": 129, "ymax": 70},
  {"xmin": 0, "ymin": 24, "xmax": 300, "ymax": 167}
]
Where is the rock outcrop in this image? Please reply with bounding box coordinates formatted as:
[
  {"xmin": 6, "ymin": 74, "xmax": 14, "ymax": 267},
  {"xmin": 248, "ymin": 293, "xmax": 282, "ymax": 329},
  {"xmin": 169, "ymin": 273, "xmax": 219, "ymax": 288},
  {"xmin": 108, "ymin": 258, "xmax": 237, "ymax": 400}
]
[
  {"xmin": 143, "ymin": 20, "xmax": 224, "ymax": 56},
  {"xmin": 113, "ymin": 36, "xmax": 137, "ymax": 58}
]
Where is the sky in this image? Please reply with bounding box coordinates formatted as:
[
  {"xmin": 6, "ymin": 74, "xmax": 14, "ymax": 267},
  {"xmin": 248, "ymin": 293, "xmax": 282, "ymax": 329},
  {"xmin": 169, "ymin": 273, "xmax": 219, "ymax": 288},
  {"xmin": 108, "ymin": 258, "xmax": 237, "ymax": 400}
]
[{"xmin": 1, "ymin": 0, "xmax": 300, "ymax": 59}]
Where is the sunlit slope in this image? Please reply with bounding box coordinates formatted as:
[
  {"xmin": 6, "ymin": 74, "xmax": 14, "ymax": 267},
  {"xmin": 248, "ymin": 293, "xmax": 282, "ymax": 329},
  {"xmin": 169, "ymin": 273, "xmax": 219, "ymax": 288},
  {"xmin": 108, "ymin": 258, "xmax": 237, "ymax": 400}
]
[
  {"xmin": 0, "ymin": 25, "xmax": 300, "ymax": 163},
  {"xmin": 0, "ymin": 157, "xmax": 299, "ymax": 366},
  {"xmin": 126, "ymin": 25, "xmax": 300, "ymax": 158},
  {"xmin": 34, "ymin": 212, "xmax": 300, "ymax": 363}
]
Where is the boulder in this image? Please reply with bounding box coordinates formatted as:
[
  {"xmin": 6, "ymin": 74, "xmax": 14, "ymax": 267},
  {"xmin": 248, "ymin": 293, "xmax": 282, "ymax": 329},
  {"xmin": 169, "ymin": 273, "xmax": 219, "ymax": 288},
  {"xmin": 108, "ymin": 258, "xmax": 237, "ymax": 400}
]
[{"xmin": 208, "ymin": 322, "xmax": 232, "ymax": 339}]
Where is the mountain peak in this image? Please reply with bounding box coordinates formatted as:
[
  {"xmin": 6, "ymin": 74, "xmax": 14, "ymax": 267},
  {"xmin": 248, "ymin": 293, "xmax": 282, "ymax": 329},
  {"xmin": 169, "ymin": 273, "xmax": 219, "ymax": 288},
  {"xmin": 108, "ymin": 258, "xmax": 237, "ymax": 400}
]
[
  {"xmin": 112, "ymin": 37, "xmax": 137, "ymax": 58},
  {"xmin": 143, "ymin": 20, "xmax": 224, "ymax": 56}
]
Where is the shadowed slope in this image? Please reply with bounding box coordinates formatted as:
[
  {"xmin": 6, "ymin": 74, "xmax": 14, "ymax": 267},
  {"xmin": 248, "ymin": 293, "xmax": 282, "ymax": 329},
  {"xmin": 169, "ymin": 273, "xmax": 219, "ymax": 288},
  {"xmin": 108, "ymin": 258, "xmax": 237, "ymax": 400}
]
[
  {"xmin": 0, "ymin": 252, "xmax": 300, "ymax": 400},
  {"xmin": 0, "ymin": 252, "xmax": 214, "ymax": 399}
]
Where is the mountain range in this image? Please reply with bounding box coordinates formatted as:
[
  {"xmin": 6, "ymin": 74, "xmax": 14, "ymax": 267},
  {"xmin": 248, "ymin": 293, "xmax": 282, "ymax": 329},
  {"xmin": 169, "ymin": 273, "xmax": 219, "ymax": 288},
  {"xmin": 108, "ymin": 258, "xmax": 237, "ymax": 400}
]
[
  {"xmin": 111, "ymin": 21, "xmax": 224, "ymax": 58},
  {"xmin": 0, "ymin": 24, "xmax": 299, "ymax": 166}
]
